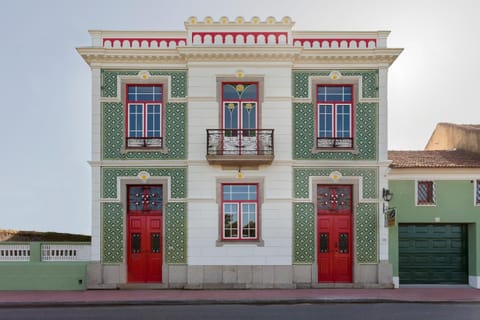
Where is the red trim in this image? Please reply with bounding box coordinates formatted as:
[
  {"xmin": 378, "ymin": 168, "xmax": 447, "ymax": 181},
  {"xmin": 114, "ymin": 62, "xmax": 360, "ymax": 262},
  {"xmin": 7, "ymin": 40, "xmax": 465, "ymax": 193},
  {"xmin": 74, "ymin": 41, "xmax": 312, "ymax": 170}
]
[
  {"xmin": 317, "ymin": 184, "xmax": 353, "ymax": 215},
  {"xmin": 293, "ymin": 38, "xmax": 376, "ymax": 48},
  {"xmin": 125, "ymin": 84, "xmax": 164, "ymax": 148},
  {"xmin": 127, "ymin": 185, "xmax": 163, "ymax": 215},
  {"xmin": 315, "ymin": 84, "xmax": 354, "ymax": 149},
  {"xmin": 221, "ymin": 183, "xmax": 259, "ymax": 241},
  {"xmin": 417, "ymin": 181, "xmax": 435, "ymax": 205},
  {"xmin": 103, "ymin": 38, "xmax": 186, "ymax": 48},
  {"xmin": 192, "ymin": 32, "xmax": 288, "ymax": 44}
]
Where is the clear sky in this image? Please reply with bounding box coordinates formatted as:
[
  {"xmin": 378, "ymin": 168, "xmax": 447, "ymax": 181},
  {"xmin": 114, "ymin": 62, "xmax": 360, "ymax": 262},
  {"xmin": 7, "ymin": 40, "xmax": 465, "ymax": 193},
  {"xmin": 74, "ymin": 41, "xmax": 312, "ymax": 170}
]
[{"xmin": 0, "ymin": 0, "xmax": 478, "ymax": 235}]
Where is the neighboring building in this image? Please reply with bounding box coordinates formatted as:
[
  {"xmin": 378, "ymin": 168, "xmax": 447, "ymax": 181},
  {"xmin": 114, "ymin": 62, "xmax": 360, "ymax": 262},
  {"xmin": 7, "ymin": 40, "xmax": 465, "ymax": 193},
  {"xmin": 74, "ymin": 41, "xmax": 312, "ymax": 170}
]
[
  {"xmin": 77, "ymin": 16, "xmax": 402, "ymax": 288},
  {"xmin": 425, "ymin": 123, "xmax": 480, "ymax": 152},
  {"xmin": 388, "ymin": 148, "xmax": 480, "ymax": 288}
]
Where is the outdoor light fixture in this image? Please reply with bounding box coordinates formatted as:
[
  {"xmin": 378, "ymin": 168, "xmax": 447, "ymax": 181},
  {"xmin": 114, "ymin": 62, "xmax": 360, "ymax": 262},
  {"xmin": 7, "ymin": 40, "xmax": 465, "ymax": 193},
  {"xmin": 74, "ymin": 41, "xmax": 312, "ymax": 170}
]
[{"xmin": 382, "ymin": 188, "xmax": 393, "ymax": 202}]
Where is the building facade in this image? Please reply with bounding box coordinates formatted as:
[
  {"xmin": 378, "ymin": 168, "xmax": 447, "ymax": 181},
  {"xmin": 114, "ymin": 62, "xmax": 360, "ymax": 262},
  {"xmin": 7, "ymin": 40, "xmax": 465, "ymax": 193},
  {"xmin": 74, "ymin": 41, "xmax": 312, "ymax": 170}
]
[
  {"xmin": 388, "ymin": 124, "xmax": 480, "ymax": 288},
  {"xmin": 78, "ymin": 16, "xmax": 402, "ymax": 288}
]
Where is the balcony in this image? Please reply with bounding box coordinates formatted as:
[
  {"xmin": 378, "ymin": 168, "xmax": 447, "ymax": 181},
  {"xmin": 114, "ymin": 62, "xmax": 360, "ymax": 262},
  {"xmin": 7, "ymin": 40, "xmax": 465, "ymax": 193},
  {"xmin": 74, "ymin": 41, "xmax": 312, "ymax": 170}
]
[
  {"xmin": 206, "ymin": 129, "xmax": 274, "ymax": 166},
  {"xmin": 317, "ymin": 137, "xmax": 353, "ymax": 149}
]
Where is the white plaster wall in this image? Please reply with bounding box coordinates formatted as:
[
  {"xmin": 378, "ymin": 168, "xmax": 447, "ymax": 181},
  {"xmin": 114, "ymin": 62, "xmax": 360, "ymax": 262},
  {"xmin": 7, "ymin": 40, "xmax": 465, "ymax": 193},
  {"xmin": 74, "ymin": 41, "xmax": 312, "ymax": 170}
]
[
  {"xmin": 187, "ymin": 164, "xmax": 292, "ymax": 265},
  {"xmin": 187, "ymin": 65, "xmax": 292, "ymax": 162}
]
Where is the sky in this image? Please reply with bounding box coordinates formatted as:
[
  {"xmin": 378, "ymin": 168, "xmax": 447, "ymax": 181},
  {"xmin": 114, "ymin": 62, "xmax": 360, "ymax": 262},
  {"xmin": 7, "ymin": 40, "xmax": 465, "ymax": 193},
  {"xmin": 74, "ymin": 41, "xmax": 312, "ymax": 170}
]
[{"xmin": 0, "ymin": 0, "xmax": 478, "ymax": 235}]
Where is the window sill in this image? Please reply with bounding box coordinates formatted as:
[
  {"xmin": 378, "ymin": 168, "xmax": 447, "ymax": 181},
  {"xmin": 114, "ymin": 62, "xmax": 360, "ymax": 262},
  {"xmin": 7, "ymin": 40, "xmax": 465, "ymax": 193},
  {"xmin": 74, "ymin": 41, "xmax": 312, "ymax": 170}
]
[
  {"xmin": 311, "ymin": 146, "xmax": 359, "ymax": 154},
  {"xmin": 216, "ymin": 239, "xmax": 264, "ymax": 247},
  {"xmin": 120, "ymin": 146, "xmax": 169, "ymax": 154}
]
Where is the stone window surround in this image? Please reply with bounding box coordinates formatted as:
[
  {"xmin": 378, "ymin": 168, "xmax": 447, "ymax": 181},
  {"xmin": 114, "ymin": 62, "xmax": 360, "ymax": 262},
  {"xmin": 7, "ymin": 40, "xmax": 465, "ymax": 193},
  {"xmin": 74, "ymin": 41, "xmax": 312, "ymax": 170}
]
[
  {"xmin": 308, "ymin": 75, "xmax": 363, "ymax": 154},
  {"xmin": 116, "ymin": 73, "xmax": 172, "ymax": 154},
  {"xmin": 215, "ymin": 177, "xmax": 265, "ymax": 247}
]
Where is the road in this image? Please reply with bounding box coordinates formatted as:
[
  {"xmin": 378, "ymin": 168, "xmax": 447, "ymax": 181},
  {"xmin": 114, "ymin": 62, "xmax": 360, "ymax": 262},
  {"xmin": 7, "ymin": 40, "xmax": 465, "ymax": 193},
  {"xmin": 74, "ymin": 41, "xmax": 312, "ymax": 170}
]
[{"xmin": 0, "ymin": 303, "xmax": 479, "ymax": 320}]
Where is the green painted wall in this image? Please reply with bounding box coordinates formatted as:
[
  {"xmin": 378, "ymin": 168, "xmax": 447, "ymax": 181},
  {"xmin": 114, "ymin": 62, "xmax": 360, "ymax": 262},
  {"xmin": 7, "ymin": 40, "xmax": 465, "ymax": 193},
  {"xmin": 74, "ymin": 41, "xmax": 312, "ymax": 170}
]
[
  {"xmin": 0, "ymin": 263, "xmax": 87, "ymax": 290},
  {"xmin": 388, "ymin": 179, "xmax": 480, "ymax": 278},
  {"xmin": 0, "ymin": 243, "xmax": 87, "ymax": 290}
]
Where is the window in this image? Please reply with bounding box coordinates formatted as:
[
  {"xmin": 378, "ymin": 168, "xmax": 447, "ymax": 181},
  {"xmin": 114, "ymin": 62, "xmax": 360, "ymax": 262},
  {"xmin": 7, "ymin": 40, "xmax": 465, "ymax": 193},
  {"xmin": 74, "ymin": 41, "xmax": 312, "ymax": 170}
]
[
  {"xmin": 417, "ymin": 181, "xmax": 435, "ymax": 205},
  {"xmin": 126, "ymin": 84, "xmax": 163, "ymax": 148},
  {"xmin": 476, "ymin": 180, "xmax": 480, "ymax": 205},
  {"xmin": 222, "ymin": 83, "xmax": 258, "ymax": 132},
  {"xmin": 128, "ymin": 185, "xmax": 163, "ymax": 213},
  {"xmin": 316, "ymin": 85, "xmax": 353, "ymax": 148},
  {"xmin": 221, "ymin": 184, "xmax": 258, "ymax": 240}
]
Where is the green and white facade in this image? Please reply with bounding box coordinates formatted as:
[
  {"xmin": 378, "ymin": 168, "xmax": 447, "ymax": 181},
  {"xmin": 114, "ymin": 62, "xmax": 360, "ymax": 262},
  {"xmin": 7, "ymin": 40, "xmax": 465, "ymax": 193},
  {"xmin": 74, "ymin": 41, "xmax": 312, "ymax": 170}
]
[{"xmin": 78, "ymin": 16, "xmax": 402, "ymax": 288}]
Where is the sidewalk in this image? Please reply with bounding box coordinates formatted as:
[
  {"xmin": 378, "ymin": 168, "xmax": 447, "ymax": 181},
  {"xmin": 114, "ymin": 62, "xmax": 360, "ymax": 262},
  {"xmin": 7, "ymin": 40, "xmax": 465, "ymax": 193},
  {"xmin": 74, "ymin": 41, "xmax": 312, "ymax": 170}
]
[{"xmin": 1, "ymin": 288, "xmax": 480, "ymax": 307}]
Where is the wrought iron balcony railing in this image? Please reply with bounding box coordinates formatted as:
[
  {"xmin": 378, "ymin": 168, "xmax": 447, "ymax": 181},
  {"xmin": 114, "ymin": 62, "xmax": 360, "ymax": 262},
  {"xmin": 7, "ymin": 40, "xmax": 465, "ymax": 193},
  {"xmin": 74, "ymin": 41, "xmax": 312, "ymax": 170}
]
[
  {"xmin": 206, "ymin": 129, "xmax": 274, "ymax": 165},
  {"xmin": 127, "ymin": 137, "xmax": 163, "ymax": 148},
  {"xmin": 317, "ymin": 137, "xmax": 353, "ymax": 149}
]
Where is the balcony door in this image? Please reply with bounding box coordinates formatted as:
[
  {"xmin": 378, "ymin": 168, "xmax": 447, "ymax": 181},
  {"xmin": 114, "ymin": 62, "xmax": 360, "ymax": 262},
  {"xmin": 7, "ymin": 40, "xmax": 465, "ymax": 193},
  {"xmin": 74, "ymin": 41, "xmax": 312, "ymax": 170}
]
[{"xmin": 222, "ymin": 83, "xmax": 258, "ymax": 155}]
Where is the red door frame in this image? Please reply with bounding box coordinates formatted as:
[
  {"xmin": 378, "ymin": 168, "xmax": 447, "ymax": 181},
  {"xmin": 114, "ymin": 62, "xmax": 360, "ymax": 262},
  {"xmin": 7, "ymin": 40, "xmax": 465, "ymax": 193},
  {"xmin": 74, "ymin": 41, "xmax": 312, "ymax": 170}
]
[
  {"xmin": 317, "ymin": 184, "xmax": 353, "ymax": 283},
  {"xmin": 126, "ymin": 185, "xmax": 163, "ymax": 283}
]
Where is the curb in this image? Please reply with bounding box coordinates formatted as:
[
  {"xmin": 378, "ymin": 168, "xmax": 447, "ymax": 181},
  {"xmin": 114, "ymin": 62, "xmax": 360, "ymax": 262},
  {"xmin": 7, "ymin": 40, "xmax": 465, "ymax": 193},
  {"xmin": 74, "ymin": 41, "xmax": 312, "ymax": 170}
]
[{"xmin": 1, "ymin": 298, "xmax": 479, "ymax": 308}]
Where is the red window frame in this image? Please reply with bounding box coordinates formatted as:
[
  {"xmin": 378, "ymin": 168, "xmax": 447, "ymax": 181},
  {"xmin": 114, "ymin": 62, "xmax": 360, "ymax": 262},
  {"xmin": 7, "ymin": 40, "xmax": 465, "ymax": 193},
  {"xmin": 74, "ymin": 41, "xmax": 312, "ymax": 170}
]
[
  {"xmin": 315, "ymin": 84, "xmax": 354, "ymax": 149},
  {"xmin": 317, "ymin": 184, "xmax": 353, "ymax": 215},
  {"xmin": 127, "ymin": 185, "xmax": 163, "ymax": 215},
  {"xmin": 417, "ymin": 181, "xmax": 435, "ymax": 205},
  {"xmin": 221, "ymin": 82, "xmax": 259, "ymax": 130},
  {"xmin": 221, "ymin": 183, "xmax": 259, "ymax": 241},
  {"xmin": 125, "ymin": 84, "xmax": 164, "ymax": 148}
]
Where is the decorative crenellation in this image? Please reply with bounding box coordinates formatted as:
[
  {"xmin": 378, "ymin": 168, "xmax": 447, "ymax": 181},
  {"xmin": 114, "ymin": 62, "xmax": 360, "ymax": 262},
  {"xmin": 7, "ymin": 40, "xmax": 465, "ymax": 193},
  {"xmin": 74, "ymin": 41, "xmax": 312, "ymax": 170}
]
[
  {"xmin": 92, "ymin": 17, "xmax": 388, "ymax": 50},
  {"xmin": 293, "ymin": 38, "xmax": 376, "ymax": 49},
  {"xmin": 186, "ymin": 16, "xmax": 293, "ymax": 25},
  {"xmin": 191, "ymin": 32, "xmax": 288, "ymax": 45},
  {"xmin": 103, "ymin": 38, "xmax": 187, "ymax": 49}
]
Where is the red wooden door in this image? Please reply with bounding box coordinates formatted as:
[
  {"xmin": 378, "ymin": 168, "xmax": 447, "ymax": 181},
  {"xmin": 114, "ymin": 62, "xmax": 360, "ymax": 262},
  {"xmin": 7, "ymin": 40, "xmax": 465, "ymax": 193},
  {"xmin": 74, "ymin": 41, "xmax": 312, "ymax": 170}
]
[
  {"xmin": 317, "ymin": 185, "xmax": 353, "ymax": 283},
  {"xmin": 127, "ymin": 186, "xmax": 163, "ymax": 283}
]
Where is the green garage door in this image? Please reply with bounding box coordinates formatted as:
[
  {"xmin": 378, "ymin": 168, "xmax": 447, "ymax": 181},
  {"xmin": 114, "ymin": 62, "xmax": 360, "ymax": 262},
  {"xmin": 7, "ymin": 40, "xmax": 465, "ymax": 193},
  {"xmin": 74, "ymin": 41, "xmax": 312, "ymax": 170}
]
[{"xmin": 399, "ymin": 224, "xmax": 467, "ymax": 284}]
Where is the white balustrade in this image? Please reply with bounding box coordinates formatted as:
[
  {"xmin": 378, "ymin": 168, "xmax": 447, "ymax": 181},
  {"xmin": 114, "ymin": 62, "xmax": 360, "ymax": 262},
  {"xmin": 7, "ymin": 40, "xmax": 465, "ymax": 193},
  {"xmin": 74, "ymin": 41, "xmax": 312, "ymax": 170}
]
[
  {"xmin": 41, "ymin": 244, "xmax": 91, "ymax": 262},
  {"xmin": 0, "ymin": 244, "xmax": 30, "ymax": 261}
]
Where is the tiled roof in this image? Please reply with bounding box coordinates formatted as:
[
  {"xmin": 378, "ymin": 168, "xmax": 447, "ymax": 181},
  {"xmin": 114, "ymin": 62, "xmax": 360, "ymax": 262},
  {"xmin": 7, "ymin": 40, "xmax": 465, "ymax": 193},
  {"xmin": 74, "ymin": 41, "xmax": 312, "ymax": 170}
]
[{"xmin": 388, "ymin": 150, "xmax": 480, "ymax": 168}]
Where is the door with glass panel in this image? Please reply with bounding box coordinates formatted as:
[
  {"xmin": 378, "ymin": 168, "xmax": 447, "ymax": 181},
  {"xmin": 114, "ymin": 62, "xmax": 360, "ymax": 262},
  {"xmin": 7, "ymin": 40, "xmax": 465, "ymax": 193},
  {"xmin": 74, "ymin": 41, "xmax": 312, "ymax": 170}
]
[
  {"xmin": 222, "ymin": 83, "xmax": 259, "ymax": 154},
  {"xmin": 317, "ymin": 184, "xmax": 353, "ymax": 282},
  {"xmin": 127, "ymin": 185, "xmax": 163, "ymax": 283}
]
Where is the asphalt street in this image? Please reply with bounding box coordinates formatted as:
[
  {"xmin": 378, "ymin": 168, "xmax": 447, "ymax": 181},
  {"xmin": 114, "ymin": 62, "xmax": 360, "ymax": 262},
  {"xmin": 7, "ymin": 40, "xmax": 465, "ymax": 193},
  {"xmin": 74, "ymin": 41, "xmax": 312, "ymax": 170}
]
[{"xmin": 0, "ymin": 303, "xmax": 479, "ymax": 320}]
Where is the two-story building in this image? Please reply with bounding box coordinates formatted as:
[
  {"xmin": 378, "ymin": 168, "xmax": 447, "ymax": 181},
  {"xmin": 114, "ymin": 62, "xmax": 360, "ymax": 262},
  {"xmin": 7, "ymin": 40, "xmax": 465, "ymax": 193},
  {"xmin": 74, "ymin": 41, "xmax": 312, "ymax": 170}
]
[{"xmin": 77, "ymin": 16, "xmax": 402, "ymax": 288}]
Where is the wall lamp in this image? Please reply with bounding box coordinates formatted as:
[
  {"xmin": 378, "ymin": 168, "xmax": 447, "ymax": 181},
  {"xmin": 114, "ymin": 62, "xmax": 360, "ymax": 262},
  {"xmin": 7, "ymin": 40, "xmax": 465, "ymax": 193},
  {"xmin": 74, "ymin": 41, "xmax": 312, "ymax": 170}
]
[{"xmin": 382, "ymin": 188, "xmax": 393, "ymax": 202}]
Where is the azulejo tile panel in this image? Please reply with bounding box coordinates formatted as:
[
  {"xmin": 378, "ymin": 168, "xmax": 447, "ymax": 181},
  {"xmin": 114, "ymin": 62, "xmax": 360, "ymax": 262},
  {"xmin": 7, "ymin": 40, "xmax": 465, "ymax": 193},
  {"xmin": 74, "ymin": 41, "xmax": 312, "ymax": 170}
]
[
  {"xmin": 102, "ymin": 203, "xmax": 124, "ymax": 264},
  {"xmin": 292, "ymin": 70, "xmax": 378, "ymax": 161},
  {"xmin": 102, "ymin": 102, "xmax": 186, "ymax": 160},
  {"xmin": 356, "ymin": 203, "xmax": 378, "ymax": 263},
  {"xmin": 292, "ymin": 70, "xmax": 378, "ymax": 99},
  {"xmin": 293, "ymin": 102, "xmax": 377, "ymax": 161},
  {"xmin": 293, "ymin": 203, "xmax": 315, "ymax": 263},
  {"xmin": 101, "ymin": 167, "xmax": 187, "ymax": 199},
  {"xmin": 165, "ymin": 202, "xmax": 187, "ymax": 264},
  {"xmin": 293, "ymin": 167, "xmax": 377, "ymax": 199},
  {"xmin": 101, "ymin": 70, "xmax": 187, "ymax": 98}
]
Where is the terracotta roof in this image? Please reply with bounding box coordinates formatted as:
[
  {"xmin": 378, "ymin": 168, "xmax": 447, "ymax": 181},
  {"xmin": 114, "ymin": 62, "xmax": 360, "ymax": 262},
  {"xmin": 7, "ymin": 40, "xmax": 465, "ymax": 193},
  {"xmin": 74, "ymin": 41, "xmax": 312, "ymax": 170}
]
[{"xmin": 388, "ymin": 150, "xmax": 480, "ymax": 168}]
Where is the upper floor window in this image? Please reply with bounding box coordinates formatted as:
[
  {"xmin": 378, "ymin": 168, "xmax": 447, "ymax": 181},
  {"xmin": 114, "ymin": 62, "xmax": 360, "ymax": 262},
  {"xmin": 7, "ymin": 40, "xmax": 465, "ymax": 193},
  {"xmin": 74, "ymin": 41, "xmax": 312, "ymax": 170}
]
[
  {"xmin": 126, "ymin": 84, "xmax": 163, "ymax": 148},
  {"xmin": 316, "ymin": 85, "xmax": 353, "ymax": 149},
  {"xmin": 417, "ymin": 180, "xmax": 435, "ymax": 205},
  {"xmin": 222, "ymin": 83, "xmax": 258, "ymax": 131},
  {"xmin": 221, "ymin": 184, "xmax": 258, "ymax": 240},
  {"xmin": 476, "ymin": 180, "xmax": 480, "ymax": 205}
]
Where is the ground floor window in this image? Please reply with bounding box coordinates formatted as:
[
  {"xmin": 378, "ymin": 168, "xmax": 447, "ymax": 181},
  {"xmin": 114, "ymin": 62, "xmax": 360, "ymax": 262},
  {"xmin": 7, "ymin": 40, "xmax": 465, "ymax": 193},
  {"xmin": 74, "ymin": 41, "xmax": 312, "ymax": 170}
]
[
  {"xmin": 221, "ymin": 184, "xmax": 258, "ymax": 240},
  {"xmin": 417, "ymin": 180, "xmax": 435, "ymax": 205}
]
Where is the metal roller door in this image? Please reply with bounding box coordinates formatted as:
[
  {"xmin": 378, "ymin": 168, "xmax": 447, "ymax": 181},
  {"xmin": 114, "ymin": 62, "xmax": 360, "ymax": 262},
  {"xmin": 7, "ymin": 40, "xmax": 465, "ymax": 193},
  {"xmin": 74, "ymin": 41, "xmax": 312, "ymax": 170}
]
[{"xmin": 399, "ymin": 224, "xmax": 467, "ymax": 284}]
